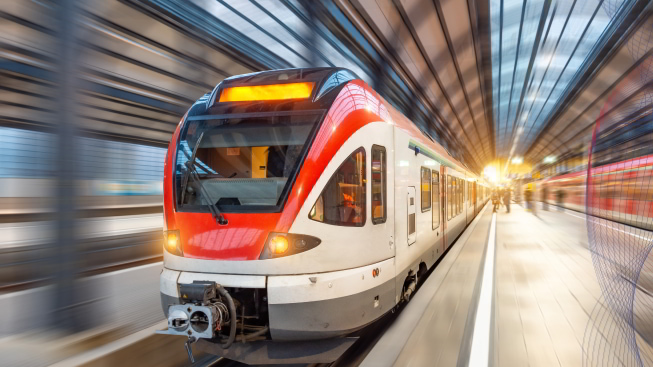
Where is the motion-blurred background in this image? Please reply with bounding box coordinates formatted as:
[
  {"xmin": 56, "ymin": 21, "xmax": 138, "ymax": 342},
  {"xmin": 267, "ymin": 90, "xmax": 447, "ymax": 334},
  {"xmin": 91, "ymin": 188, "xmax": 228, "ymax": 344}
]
[{"xmin": 1, "ymin": 0, "xmax": 652, "ymax": 366}]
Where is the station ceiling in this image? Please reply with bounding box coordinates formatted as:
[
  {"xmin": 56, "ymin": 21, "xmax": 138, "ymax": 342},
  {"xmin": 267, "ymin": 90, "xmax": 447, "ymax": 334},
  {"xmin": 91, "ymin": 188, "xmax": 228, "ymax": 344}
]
[
  {"xmin": 2, "ymin": 0, "xmax": 651, "ymax": 173},
  {"xmin": 348, "ymin": 0, "xmax": 498, "ymax": 170},
  {"xmin": 341, "ymin": 0, "xmax": 651, "ymax": 168},
  {"xmin": 491, "ymin": 0, "xmax": 628, "ymax": 160}
]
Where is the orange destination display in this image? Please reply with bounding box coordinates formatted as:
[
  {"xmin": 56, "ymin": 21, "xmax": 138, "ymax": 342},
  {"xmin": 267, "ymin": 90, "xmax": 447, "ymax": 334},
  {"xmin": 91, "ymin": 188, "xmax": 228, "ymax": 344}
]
[{"xmin": 218, "ymin": 82, "xmax": 315, "ymax": 102}]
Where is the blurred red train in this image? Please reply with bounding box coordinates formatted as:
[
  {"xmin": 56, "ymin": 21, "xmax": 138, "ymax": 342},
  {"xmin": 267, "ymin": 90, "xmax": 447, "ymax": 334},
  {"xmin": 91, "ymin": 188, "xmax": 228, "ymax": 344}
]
[{"xmin": 528, "ymin": 110, "xmax": 653, "ymax": 231}]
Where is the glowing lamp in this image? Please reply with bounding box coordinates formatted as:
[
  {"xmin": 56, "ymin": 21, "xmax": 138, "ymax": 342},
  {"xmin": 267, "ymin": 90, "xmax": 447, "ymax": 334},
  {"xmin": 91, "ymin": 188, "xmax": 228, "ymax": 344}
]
[
  {"xmin": 219, "ymin": 82, "xmax": 315, "ymax": 102},
  {"xmin": 268, "ymin": 235, "xmax": 289, "ymax": 255},
  {"xmin": 163, "ymin": 230, "xmax": 182, "ymax": 256},
  {"xmin": 543, "ymin": 156, "xmax": 556, "ymax": 164}
]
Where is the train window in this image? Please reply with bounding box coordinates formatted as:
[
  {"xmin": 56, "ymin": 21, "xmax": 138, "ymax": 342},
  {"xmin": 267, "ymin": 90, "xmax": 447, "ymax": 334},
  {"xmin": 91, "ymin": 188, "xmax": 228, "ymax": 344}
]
[
  {"xmin": 461, "ymin": 180, "xmax": 464, "ymax": 211},
  {"xmin": 176, "ymin": 111, "xmax": 322, "ymax": 213},
  {"xmin": 371, "ymin": 145, "xmax": 386, "ymax": 224},
  {"xmin": 309, "ymin": 148, "xmax": 366, "ymax": 226},
  {"xmin": 456, "ymin": 178, "xmax": 459, "ymax": 215},
  {"xmin": 447, "ymin": 175, "xmax": 452, "ymax": 220},
  {"xmin": 454, "ymin": 178, "xmax": 458, "ymax": 215},
  {"xmin": 463, "ymin": 179, "xmax": 469, "ymax": 205},
  {"xmin": 432, "ymin": 171, "xmax": 440, "ymax": 229},
  {"xmin": 459, "ymin": 179, "xmax": 463, "ymax": 213},
  {"xmin": 456, "ymin": 178, "xmax": 460, "ymax": 215},
  {"xmin": 458, "ymin": 178, "xmax": 462, "ymax": 214},
  {"xmin": 421, "ymin": 167, "xmax": 431, "ymax": 212},
  {"xmin": 454, "ymin": 178, "xmax": 458, "ymax": 216}
]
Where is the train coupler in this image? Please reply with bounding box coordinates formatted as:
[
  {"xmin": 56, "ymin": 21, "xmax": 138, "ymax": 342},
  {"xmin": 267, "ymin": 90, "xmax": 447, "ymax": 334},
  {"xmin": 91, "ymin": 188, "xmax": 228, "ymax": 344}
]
[{"xmin": 156, "ymin": 281, "xmax": 237, "ymax": 361}]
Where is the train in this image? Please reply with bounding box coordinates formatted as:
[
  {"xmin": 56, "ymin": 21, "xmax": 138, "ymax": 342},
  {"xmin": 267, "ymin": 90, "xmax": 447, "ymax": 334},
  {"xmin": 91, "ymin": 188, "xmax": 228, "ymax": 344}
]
[
  {"xmin": 522, "ymin": 109, "xmax": 653, "ymax": 231},
  {"xmin": 157, "ymin": 67, "xmax": 490, "ymax": 364}
]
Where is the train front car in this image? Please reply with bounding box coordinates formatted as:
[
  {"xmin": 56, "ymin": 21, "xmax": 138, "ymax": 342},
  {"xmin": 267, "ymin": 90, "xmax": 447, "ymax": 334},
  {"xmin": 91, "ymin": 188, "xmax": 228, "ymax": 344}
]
[{"xmin": 158, "ymin": 68, "xmax": 397, "ymax": 364}]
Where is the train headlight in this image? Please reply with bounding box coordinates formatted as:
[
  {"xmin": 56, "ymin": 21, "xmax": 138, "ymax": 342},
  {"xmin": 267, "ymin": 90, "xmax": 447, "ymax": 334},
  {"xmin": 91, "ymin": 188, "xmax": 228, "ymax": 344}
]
[
  {"xmin": 269, "ymin": 235, "xmax": 289, "ymax": 255},
  {"xmin": 260, "ymin": 232, "xmax": 321, "ymax": 259},
  {"xmin": 163, "ymin": 230, "xmax": 183, "ymax": 256}
]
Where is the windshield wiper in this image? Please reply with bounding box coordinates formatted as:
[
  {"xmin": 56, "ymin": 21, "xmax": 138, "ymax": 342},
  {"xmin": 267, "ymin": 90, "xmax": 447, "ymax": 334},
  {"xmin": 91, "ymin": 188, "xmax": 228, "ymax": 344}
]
[{"xmin": 179, "ymin": 132, "xmax": 228, "ymax": 225}]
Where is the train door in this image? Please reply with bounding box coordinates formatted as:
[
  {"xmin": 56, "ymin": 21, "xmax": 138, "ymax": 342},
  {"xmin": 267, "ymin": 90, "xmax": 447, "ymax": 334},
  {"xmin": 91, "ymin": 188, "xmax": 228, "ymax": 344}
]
[
  {"xmin": 370, "ymin": 143, "xmax": 394, "ymax": 259},
  {"xmin": 407, "ymin": 186, "xmax": 416, "ymax": 245},
  {"xmin": 431, "ymin": 169, "xmax": 444, "ymax": 255}
]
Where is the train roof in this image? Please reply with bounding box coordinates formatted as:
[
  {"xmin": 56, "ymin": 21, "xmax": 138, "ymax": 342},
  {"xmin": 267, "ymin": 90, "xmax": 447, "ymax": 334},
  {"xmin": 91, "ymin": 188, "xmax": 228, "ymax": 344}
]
[{"xmin": 220, "ymin": 67, "xmax": 358, "ymax": 87}]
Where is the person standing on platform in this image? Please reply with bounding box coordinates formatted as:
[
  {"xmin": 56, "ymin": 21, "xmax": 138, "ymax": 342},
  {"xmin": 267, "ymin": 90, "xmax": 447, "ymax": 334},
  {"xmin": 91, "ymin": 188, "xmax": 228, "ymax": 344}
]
[
  {"xmin": 504, "ymin": 187, "xmax": 511, "ymax": 213},
  {"xmin": 542, "ymin": 186, "xmax": 549, "ymax": 211},
  {"xmin": 524, "ymin": 187, "xmax": 532, "ymax": 210},
  {"xmin": 556, "ymin": 189, "xmax": 566, "ymax": 211},
  {"xmin": 492, "ymin": 189, "xmax": 500, "ymax": 212}
]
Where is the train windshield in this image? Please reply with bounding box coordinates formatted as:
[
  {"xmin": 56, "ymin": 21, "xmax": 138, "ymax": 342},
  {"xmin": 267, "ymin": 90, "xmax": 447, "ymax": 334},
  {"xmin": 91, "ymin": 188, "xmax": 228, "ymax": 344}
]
[{"xmin": 175, "ymin": 111, "xmax": 322, "ymax": 212}]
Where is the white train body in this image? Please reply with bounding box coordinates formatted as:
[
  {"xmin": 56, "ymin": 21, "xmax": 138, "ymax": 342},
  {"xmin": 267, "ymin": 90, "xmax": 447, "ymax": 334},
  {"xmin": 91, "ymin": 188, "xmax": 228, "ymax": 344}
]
[{"xmin": 158, "ymin": 68, "xmax": 489, "ymax": 362}]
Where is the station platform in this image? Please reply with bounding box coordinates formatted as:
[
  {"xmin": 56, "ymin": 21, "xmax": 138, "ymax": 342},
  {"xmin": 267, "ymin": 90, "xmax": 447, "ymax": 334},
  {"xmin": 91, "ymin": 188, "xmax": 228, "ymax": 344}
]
[{"xmin": 362, "ymin": 203, "xmax": 653, "ymax": 367}]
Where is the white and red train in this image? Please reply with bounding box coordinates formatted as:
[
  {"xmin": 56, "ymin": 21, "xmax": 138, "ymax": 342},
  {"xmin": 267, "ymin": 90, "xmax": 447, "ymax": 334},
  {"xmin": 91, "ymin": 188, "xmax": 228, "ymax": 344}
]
[{"xmin": 158, "ymin": 68, "xmax": 489, "ymax": 363}]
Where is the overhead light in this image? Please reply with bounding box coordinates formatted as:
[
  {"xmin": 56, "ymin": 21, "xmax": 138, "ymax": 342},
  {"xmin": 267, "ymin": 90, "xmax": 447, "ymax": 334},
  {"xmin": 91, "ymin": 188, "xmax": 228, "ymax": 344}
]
[
  {"xmin": 543, "ymin": 156, "xmax": 556, "ymax": 164},
  {"xmin": 484, "ymin": 165, "xmax": 498, "ymax": 183},
  {"xmin": 511, "ymin": 157, "xmax": 523, "ymax": 164}
]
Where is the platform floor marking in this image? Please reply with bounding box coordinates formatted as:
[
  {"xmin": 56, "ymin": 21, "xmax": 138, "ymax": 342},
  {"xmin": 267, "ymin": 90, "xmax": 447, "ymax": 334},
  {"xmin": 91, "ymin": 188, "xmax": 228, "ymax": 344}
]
[{"xmin": 468, "ymin": 212, "xmax": 496, "ymax": 367}]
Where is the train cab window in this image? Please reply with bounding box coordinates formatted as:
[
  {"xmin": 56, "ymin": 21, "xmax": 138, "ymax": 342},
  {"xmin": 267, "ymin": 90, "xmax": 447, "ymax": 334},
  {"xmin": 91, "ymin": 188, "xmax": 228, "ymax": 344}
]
[
  {"xmin": 371, "ymin": 145, "xmax": 386, "ymax": 224},
  {"xmin": 432, "ymin": 171, "xmax": 440, "ymax": 229},
  {"xmin": 421, "ymin": 167, "xmax": 431, "ymax": 212},
  {"xmin": 447, "ymin": 175, "xmax": 452, "ymax": 220},
  {"xmin": 309, "ymin": 148, "xmax": 366, "ymax": 226}
]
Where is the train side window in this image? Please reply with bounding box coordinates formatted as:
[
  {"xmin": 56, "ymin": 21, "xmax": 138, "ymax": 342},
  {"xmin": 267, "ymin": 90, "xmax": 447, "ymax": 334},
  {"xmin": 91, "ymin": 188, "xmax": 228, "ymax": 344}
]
[
  {"xmin": 459, "ymin": 179, "xmax": 463, "ymax": 213},
  {"xmin": 447, "ymin": 175, "xmax": 452, "ymax": 220},
  {"xmin": 453, "ymin": 177, "xmax": 460, "ymax": 217},
  {"xmin": 371, "ymin": 145, "xmax": 386, "ymax": 224},
  {"xmin": 453, "ymin": 177, "xmax": 460, "ymax": 216},
  {"xmin": 421, "ymin": 167, "xmax": 431, "ymax": 212},
  {"xmin": 432, "ymin": 171, "xmax": 440, "ymax": 229},
  {"xmin": 454, "ymin": 178, "xmax": 458, "ymax": 216},
  {"xmin": 457, "ymin": 178, "xmax": 461, "ymax": 215},
  {"xmin": 458, "ymin": 178, "xmax": 462, "ymax": 214},
  {"xmin": 309, "ymin": 147, "xmax": 366, "ymax": 226},
  {"xmin": 460, "ymin": 179, "xmax": 464, "ymax": 212}
]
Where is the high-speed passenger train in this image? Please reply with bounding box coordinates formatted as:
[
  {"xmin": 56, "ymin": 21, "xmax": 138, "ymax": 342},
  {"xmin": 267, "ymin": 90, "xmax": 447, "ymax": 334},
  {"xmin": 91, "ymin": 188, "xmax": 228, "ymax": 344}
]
[{"xmin": 158, "ymin": 68, "xmax": 489, "ymax": 363}]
